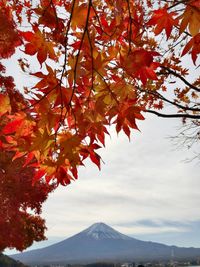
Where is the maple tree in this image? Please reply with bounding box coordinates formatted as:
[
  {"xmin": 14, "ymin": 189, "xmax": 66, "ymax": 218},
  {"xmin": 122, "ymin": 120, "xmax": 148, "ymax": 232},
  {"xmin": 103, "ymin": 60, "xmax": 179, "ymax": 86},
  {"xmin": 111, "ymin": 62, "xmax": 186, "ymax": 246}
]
[
  {"xmin": 0, "ymin": 149, "xmax": 54, "ymax": 251},
  {"xmin": 0, "ymin": 0, "xmax": 199, "ymax": 249}
]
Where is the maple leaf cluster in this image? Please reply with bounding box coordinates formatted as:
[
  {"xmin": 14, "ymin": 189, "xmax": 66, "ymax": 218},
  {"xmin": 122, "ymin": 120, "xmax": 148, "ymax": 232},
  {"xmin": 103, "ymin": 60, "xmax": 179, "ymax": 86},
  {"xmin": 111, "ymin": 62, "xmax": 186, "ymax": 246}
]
[
  {"xmin": 0, "ymin": 0, "xmax": 199, "ymax": 250},
  {"xmin": 0, "ymin": 0, "xmax": 199, "ymax": 185}
]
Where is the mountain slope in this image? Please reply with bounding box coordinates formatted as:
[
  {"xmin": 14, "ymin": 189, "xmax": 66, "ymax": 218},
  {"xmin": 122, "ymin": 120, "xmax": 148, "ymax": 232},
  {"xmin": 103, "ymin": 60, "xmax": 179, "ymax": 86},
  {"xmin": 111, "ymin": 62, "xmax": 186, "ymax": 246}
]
[
  {"xmin": 0, "ymin": 253, "xmax": 28, "ymax": 267},
  {"xmin": 10, "ymin": 222, "xmax": 200, "ymax": 265}
]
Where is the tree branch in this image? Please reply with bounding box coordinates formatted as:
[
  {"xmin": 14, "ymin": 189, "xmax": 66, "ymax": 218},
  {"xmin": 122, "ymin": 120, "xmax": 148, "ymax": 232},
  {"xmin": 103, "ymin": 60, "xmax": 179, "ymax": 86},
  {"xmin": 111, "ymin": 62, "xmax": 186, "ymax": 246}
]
[
  {"xmin": 161, "ymin": 66, "xmax": 200, "ymax": 92},
  {"xmin": 68, "ymin": 0, "xmax": 92, "ymax": 105},
  {"xmin": 139, "ymin": 87, "xmax": 200, "ymax": 112},
  {"xmin": 145, "ymin": 109, "xmax": 200, "ymax": 119}
]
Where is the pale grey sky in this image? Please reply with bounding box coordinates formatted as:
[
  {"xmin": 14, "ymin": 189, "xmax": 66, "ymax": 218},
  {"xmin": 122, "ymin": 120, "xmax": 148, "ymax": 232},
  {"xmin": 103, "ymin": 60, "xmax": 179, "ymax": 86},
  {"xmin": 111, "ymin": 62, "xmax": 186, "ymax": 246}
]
[{"xmin": 41, "ymin": 115, "xmax": 200, "ymax": 242}]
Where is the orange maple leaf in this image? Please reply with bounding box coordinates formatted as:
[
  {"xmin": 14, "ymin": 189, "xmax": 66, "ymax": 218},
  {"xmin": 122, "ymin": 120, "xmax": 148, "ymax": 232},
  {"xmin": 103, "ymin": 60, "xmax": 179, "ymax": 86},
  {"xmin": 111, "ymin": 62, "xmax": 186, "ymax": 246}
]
[
  {"xmin": 182, "ymin": 33, "xmax": 200, "ymax": 64},
  {"xmin": 21, "ymin": 28, "xmax": 56, "ymax": 65},
  {"xmin": 179, "ymin": 0, "xmax": 200, "ymax": 36}
]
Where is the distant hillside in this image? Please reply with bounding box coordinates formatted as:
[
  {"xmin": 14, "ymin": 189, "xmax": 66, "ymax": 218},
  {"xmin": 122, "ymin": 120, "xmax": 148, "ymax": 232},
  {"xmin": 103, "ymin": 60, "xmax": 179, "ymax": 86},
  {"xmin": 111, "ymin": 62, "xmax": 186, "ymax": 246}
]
[
  {"xmin": 0, "ymin": 253, "xmax": 28, "ymax": 267},
  {"xmin": 11, "ymin": 222, "xmax": 200, "ymax": 265}
]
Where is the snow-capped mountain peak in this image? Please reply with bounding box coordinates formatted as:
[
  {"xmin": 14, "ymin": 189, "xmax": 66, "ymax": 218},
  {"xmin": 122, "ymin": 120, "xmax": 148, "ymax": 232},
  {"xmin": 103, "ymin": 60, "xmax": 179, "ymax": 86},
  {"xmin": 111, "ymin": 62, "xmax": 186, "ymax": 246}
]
[
  {"xmin": 82, "ymin": 222, "xmax": 132, "ymax": 240},
  {"xmin": 11, "ymin": 222, "xmax": 200, "ymax": 265}
]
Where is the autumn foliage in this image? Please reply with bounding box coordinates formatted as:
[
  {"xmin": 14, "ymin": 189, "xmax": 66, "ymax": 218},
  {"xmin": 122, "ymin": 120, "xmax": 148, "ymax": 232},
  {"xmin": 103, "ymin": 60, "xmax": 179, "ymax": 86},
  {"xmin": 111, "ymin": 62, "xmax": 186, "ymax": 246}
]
[
  {"xmin": 0, "ymin": 0, "xmax": 199, "ymax": 250},
  {"xmin": 0, "ymin": 149, "xmax": 54, "ymax": 251}
]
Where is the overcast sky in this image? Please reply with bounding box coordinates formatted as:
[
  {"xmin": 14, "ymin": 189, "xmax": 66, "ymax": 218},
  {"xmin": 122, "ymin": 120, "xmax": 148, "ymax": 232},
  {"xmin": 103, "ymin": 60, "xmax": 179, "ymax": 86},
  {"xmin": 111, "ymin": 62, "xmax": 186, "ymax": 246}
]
[
  {"xmin": 42, "ymin": 115, "xmax": 200, "ymax": 243},
  {"xmin": 4, "ymin": 53, "xmax": 200, "ymax": 255}
]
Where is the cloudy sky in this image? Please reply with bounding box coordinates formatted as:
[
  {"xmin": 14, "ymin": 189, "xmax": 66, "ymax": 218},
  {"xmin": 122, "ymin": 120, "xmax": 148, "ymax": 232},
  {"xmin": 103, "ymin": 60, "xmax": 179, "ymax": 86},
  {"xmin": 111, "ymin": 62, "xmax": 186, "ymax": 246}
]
[
  {"xmin": 40, "ymin": 115, "xmax": 200, "ymax": 244},
  {"xmin": 4, "ymin": 53, "xmax": 200, "ymax": 255}
]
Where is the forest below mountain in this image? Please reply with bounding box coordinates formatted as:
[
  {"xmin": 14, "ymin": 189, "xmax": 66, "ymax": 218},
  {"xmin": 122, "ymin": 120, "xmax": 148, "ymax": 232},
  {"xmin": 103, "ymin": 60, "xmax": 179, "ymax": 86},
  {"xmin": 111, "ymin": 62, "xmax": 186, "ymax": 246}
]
[{"xmin": 0, "ymin": 253, "xmax": 28, "ymax": 267}]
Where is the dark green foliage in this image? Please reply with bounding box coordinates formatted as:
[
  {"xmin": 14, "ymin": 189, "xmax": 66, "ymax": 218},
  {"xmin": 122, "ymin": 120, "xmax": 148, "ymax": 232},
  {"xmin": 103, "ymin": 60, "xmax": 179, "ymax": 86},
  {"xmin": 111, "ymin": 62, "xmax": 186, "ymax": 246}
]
[{"xmin": 0, "ymin": 253, "xmax": 28, "ymax": 267}]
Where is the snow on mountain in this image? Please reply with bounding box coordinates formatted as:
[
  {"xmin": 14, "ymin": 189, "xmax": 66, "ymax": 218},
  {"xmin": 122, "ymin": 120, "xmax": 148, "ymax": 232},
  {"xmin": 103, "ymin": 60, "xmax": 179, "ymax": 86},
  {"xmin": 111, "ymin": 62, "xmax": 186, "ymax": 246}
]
[{"xmin": 82, "ymin": 222, "xmax": 132, "ymax": 240}]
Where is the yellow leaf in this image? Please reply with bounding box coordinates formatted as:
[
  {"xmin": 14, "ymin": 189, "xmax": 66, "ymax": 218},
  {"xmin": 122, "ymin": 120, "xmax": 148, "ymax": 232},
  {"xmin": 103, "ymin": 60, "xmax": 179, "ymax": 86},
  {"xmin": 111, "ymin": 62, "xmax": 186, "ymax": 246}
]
[{"xmin": 0, "ymin": 94, "xmax": 11, "ymax": 116}]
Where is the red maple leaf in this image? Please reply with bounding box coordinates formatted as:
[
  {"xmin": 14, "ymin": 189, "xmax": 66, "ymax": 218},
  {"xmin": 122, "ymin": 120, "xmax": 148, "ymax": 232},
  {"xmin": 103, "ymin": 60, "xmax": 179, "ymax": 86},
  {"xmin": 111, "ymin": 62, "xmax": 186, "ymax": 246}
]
[
  {"xmin": 148, "ymin": 6, "xmax": 178, "ymax": 38},
  {"xmin": 182, "ymin": 33, "xmax": 200, "ymax": 64}
]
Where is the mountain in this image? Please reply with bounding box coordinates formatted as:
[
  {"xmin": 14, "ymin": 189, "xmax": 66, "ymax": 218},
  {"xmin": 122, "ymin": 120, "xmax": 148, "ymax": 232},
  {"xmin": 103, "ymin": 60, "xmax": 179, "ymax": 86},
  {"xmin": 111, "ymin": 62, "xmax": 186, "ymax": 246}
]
[
  {"xmin": 0, "ymin": 253, "xmax": 28, "ymax": 267},
  {"xmin": 10, "ymin": 222, "xmax": 200, "ymax": 265}
]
